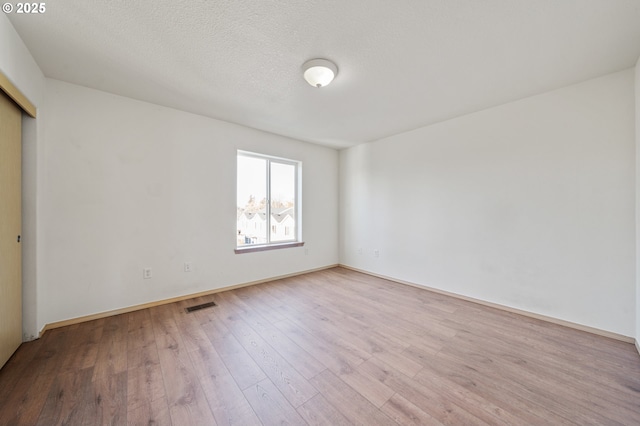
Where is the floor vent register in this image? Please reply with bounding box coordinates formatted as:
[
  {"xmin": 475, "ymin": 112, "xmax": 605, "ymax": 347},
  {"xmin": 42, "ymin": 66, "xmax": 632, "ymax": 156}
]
[{"xmin": 184, "ymin": 301, "xmax": 217, "ymax": 313}]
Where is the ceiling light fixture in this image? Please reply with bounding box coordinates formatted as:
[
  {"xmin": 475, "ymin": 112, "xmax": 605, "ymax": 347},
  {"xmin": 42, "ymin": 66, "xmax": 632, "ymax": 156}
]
[{"xmin": 302, "ymin": 58, "xmax": 338, "ymax": 88}]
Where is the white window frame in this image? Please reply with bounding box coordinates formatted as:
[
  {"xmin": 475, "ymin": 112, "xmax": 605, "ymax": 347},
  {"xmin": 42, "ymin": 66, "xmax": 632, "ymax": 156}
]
[{"xmin": 235, "ymin": 150, "xmax": 303, "ymax": 253}]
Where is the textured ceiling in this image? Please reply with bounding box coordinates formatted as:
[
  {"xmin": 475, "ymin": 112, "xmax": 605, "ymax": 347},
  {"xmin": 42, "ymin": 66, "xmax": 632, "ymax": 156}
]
[{"xmin": 8, "ymin": 0, "xmax": 640, "ymax": 148}]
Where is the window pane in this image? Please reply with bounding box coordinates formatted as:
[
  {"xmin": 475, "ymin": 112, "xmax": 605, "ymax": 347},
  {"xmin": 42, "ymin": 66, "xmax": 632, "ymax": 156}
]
[
  {"xmin": 237, "ymin": 156, "xmax": 267, "ymax": 246},
  {"xmin": 270, "ymin": 162, "xmax": 296, "ymax": 242}
]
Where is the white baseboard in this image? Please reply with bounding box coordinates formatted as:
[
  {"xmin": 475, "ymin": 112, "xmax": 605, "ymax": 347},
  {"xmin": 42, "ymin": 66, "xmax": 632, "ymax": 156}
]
[
  {"xmin": 37, "ymin": 262, "xmax": 640, "ymax": 355},
  {"xmin": 339, "ymin": 264, "xmax": 635, "ymax": 345},
  {"xmin": 38, "ymin": 264, "xmax": 339, "ymax": 337}
]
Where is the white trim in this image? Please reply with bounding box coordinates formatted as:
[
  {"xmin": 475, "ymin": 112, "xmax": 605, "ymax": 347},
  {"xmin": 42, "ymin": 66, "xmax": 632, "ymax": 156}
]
[
  {"xmin": 339, "ymin": 264, "xmax": 636, "ymax": 344},
  {"xmin": 38, "ymin": 262, "xmax": 639, "ymax": 353},
  {"xmin": 39, "ymin": 264, "xmax": 338, "ymax": 337},
  {"xmin": 236, "ymin": 150, "xmax": 301, "ymax": 248},
  {"xmin": 234, "ymin": 241, "xmax": 304, "ymax": 254}
]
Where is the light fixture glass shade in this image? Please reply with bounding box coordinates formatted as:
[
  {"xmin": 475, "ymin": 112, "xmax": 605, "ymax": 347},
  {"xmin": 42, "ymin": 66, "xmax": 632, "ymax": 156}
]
[{"xmin": 302, "ymin": 59, "xmax": 338, "ymax": 88}]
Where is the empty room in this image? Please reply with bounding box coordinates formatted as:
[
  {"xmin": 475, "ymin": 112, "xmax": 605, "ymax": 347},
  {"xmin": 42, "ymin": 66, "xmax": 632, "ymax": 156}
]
[{"xmin": 1, "ymin": 1, "xmax": 640, "ymax": 424}]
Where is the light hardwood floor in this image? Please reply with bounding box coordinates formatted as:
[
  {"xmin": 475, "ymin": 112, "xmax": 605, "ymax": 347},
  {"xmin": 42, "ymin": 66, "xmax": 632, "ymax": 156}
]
[{"xmin": 1, "ymin": 267, "xmax": 639, "ymax": 425}]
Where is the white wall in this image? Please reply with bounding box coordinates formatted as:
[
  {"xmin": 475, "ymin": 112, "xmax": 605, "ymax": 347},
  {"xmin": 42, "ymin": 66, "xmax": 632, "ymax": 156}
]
[
  {"xmin": 0, "ymin": 14, "xmax": 43, "ymax": 104},
  {"xmin": 340, "ymin": 69, "xmax": 636, "ymax": 337},
  {"xmin": 2, "ymin": 13, "xmax": 638, "ymax": 343},
  {"xmin": 635, "ymin": 58, "xmax": 640, "ymax": 348},
  {"xmin": 40, "ymin": 79, "xmax": 338, "ymax": 330},
  {"xmin": 0, "ymin": 14, "xmax": 45, "ymax": 340}
]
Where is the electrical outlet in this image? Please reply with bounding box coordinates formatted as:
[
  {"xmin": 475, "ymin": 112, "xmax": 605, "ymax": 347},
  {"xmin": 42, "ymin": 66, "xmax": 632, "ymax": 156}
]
[
  {"xmin": 143, "ymin": 268, "xmax": 152, "ymax": 279},
  {"xmin": 184, "ymin": 262, "xmax": 193, "ymax": 272},
  {"xmin": 357, "ymin": 247, "xmax": 363, "ymax": 255},
  {"xmin": 374, "ymin": 249, "xmax": 380, "ymax": 258},
  {"xmin": 304, "ymin": 249, "xmax": 309, "ymax": 256}
]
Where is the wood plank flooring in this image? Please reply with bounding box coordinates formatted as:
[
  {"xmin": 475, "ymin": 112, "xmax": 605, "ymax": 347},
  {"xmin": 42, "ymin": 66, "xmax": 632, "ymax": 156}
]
[{"xmin": 1, "ymin": 267, "xmax": 639, "ymax": 425}]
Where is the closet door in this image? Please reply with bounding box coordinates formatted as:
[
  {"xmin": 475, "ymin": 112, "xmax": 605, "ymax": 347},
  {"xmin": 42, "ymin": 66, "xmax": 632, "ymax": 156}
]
[{"xmin": 0, "ymin": 91, "xmax": 22, "ymax": 369}]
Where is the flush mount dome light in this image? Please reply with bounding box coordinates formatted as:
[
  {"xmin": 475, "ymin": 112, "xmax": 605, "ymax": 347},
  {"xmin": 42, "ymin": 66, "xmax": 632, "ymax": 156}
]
[{"xmin": 302, "ymin": 58, "xmax": 338, "ymax": 88}]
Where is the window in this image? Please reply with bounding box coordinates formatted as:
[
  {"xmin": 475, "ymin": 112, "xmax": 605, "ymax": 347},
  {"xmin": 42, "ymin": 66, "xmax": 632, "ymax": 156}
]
[{"xmin": 236, "ymin": 151, "xmax": 302, "ymax": 252}]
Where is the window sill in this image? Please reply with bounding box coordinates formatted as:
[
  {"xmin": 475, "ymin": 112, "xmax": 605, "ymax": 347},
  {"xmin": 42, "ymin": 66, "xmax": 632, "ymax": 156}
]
[{"xmin": 234, "ymin": 241, "xmax": 304, "ymax": 254}]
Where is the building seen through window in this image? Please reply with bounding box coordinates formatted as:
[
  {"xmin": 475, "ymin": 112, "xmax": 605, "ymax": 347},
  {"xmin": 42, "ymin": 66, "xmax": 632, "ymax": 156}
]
[{"xmin": 237, "ymin": 152, "xmax": 299, "ymax": 247}]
